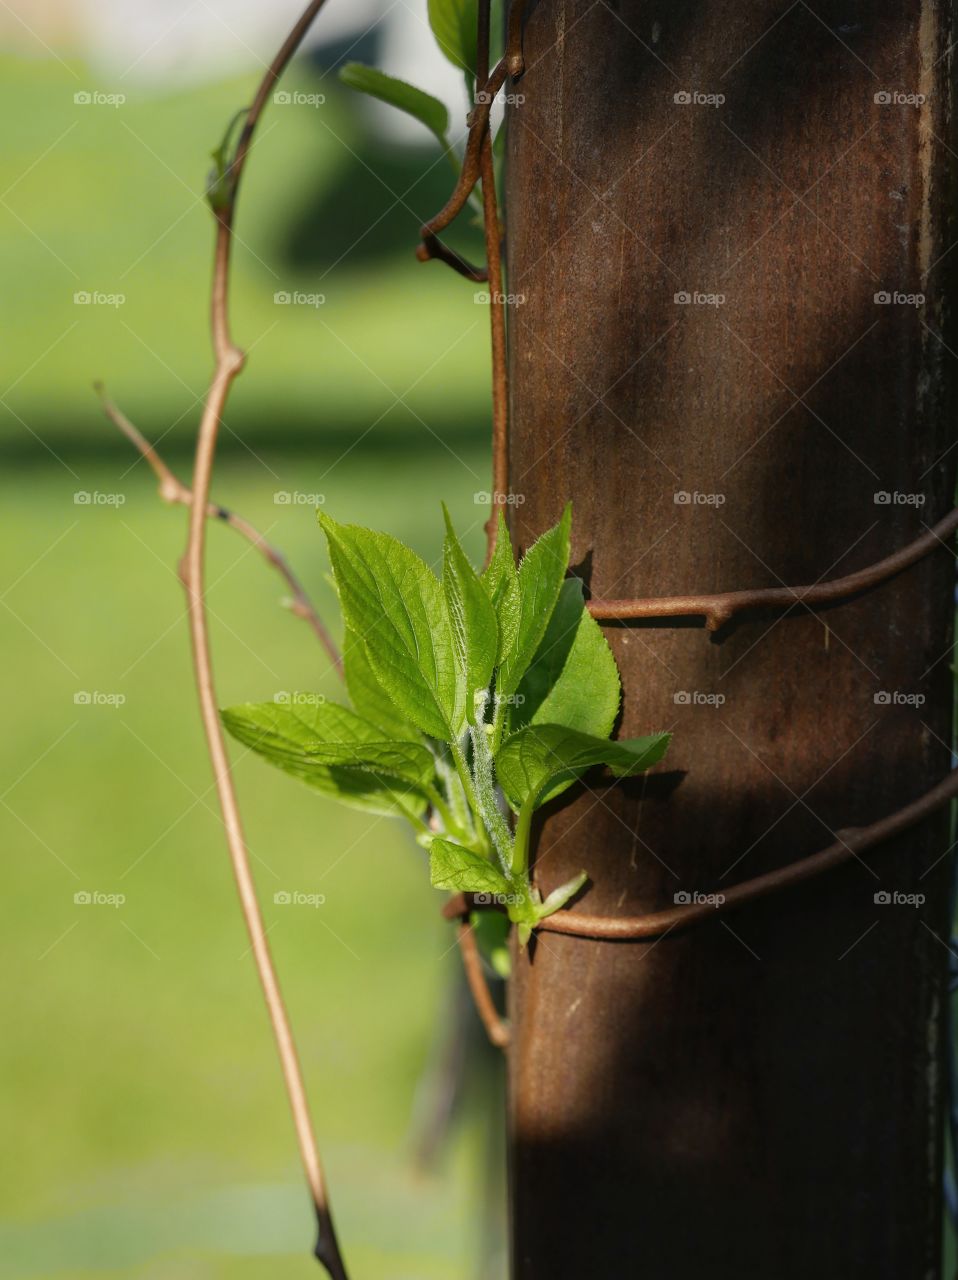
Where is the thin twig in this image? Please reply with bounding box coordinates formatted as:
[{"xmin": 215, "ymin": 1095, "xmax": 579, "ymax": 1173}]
[
  {"xmin": 96, "ymin": 386, "xmax": 343, "ymax": 675},
  {"xmin": 416, "ymin": 0, "xmax": 525, "ymax": 273},
  {"xmin": 169, "ymin": 2, "xmax": 349, "ymax": 1276},
  {"xmin": 457, "ymin": 922, "xmax": 511, "ymax": 1048},
  {"xmin": 588, "ymin": 507, "xmax": 958, "ymax": 629},
  {"xmin": 444, "ymin": 760, "xmax": 958, "ymax": 940}
]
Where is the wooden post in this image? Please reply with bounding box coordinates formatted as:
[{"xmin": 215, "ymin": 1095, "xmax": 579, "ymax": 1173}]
[{"xmin": 504, "ymin": 2, "xmax": 956, "ymax": 1275}]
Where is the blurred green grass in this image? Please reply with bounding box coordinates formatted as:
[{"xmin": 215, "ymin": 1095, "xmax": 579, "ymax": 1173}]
[
  {"xmin": 1, "ymin": 38, "xmax": 504, "ymax": 1280},
  {"xmin": 0, "ymin": 51, "xmax": 490, "ymax": 459},
  {"xmin": 0, "ymin": 454, "xmax": 502, "ymax": 1278}
]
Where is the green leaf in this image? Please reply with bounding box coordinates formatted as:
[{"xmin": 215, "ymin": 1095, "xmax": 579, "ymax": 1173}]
[
  {"xmin": 427, "ymin": 0, "xmax": 478, "ymax": 75},
  {"xmin": 513, "ymin": 579, "xmax": 620, "ymax": 737},
  {"xmin": 442, "ymin": 505, "xmax": 498, "ymax": 723},
  {"xmin": 495, "ymin": 723, "xmax": 671, "ymax": 813},
  {"xmin": 221, "ymin": 699, "xmax": 432, "ymax": 818},
  {"xmin": 496, "ymin": 504, "xmax": 572, "ymax": 705},
  {"xmin": 338, "ymin": 63, "xmax": 450, "ymax": 147},
  {"xmin": 481, "ymin": 510, "xmax": 520, "ymax": 664},
  {"xmin": 320, "ymin": 514, "xmax": 462, "ymax": 740},
  {"xmin": 343, "ymin": 627, "xmax": 419, "ymax": 740},
  {"xmin": 429, "ymin": 836, "xmax": 511, "ymax": 895}
]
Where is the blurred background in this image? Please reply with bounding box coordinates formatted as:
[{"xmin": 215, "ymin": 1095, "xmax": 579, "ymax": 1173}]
[{"xmin": 0, "ymin": 1, "xmax": 506, "ymax": 1275}]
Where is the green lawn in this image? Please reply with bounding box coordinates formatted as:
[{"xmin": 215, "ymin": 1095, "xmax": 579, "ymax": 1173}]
[{"xmin": 0, "ymin": 451, "xmax": 504, "ymax": 1278}]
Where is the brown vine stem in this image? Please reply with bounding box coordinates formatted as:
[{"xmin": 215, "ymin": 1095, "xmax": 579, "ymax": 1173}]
[
  {"xmin": 588, "ymin": 506, "xmax": 958, "ymax": 629},
  {"xmin": 416, "ymin": 0, "xmax": 524, "ymax": 279},
  {"xmin": 443, "ymin": 759, "xmax": 958, "ymax": 941},
  {"xmin": 457, "ymin": 922, "xmax": 511, "ymax": 1048},
  {"xmin": 96, "ymin": 386, "xmax": 343, "ymax": 676},
  {"xmin": 170, "ymin": 2, "xmax": 349, "ymax": 1276}
]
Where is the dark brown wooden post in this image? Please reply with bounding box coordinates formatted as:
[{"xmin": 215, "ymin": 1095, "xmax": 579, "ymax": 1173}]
[{"xmin": 504, "ymin": 2, "xmax": 957, "ymax": 1276}]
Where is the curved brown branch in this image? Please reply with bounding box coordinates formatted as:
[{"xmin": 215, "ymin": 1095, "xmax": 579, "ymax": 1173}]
[
  {"xmin": 96, "ymin": 386, "xmax": 343, "ymax": 676},
  {"xmin": 416, "ymin": 0, "xmax": 525, "ymax": 272},
  {"xmin": 588, "ymin": 506, "xmax": 958, "ymax": 630},
  {"xmin": 457, "ymin": 922, "xmax": 511, "ymax": 1048},
  {"xmin": 164, "ymin": 3, "xmax": 350, "ymax": 1277},
  {"xmin": 444, "ymin": 761, "xmax": 958, "ymax": 941}
]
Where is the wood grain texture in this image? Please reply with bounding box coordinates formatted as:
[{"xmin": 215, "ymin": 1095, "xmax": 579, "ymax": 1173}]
[{"xmin": 505, "ymin": 2, "xmax": 957, "ymax": 1275}]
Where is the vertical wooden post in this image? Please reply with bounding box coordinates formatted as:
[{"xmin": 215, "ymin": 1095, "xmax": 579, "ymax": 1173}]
[{"xmin": 505, "ymin": 2, "xmax": 956, "ymax": 1275}]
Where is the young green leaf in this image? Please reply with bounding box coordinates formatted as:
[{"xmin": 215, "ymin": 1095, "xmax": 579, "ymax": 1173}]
[
  {"xmin": 495, "ymin": 723, "xmax": 671, "ymax": 813},
  {"xmin": 205, "ymin": 108, "xmax": 247, "ymax": 212},
  {"xmin": 427, "ymin": 0, "xmax": 478, "ymax": 75},
  {"xmin": 442, "ymin": 504, "xmax": 498, "ymax": 723},
  {"xmin": 338, "ymin": 63, "xmax": 450, "ymax": 148},
  {"xmin": 320, "ymin": 514, "xmax": 462, "ymax": 740},
  {"xmin": 481, "ymin": 510, "xmax": 520, "ymax": 663},
  {"xmin": 343, "ymin": 627, "xmax": 419, "ymax": 740},
  {"xmin": 496, "ymin": 504, "xmax": 572, "ymax": 706},
  {"xmin": 429, "ymin": 836, "xmax": 511, "ymax": 896},
  {"xmin": 513, "ymin": 578, "xmax": 620, "ymax": 738},
  {"xmin": 221, "ymin": 698, "xmax": 432, "ymax": 818}
]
